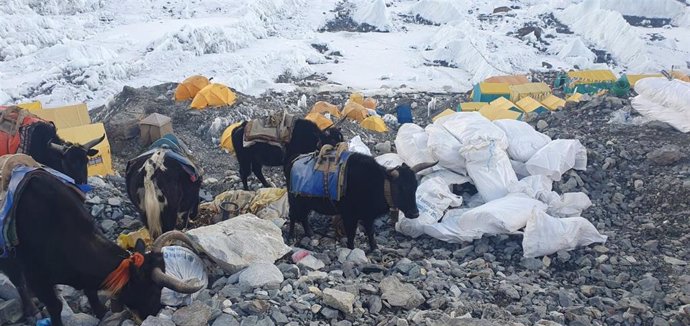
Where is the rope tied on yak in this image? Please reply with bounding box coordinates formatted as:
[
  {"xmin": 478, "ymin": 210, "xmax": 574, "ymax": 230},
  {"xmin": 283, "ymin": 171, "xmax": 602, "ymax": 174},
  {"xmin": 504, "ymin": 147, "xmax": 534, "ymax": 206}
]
[{"xmin": 102, "ymin": 252, "xmax": 145, "ymax": 295}]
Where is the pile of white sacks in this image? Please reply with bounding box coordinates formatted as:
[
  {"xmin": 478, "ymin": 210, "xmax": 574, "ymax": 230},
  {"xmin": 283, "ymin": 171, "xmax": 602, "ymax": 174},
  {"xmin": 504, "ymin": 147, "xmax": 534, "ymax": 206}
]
[{"xmin": 366, "ymin": 112, "xmax": 607, "ymax": 258}]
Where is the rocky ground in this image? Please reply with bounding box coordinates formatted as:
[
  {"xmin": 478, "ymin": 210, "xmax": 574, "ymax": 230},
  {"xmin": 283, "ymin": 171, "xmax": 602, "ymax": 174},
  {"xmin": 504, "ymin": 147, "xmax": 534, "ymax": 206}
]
[{"xmin": 1, "ymin": 80, "xmax": 690, "ymax": 326}]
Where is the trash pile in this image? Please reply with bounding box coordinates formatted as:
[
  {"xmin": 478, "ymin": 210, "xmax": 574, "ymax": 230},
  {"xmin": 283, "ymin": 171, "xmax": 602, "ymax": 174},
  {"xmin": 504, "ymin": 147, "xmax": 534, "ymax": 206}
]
[{"xmin": 388, "ymin": 111, "xmax": 606, "ymax": 257}]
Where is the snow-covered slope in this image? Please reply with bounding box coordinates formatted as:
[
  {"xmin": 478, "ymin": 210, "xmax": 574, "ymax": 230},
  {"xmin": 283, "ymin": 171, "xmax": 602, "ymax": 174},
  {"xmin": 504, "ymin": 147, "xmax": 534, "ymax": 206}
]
[{"xmin": 1, "ymin": 0, "xmax": 688, "ymax": 107}]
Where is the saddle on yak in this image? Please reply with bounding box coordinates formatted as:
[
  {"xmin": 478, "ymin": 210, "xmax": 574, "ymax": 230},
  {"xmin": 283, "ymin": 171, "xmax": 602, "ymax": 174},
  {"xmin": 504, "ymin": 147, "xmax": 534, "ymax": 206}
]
[
  {"xmin": 243, "ymin": 111, "xmax": 297, "ymax": 148},
  {"xmin": 127, "ymin": 134, "xmax": 201, "ymax": 183},
  {"xmin": 0, "ymin": 106, "xmax": 45, "ymax": 156},
  {"xmin": 290, "ymin": 143, "xmax": 351, "ymax": 201},
  {"xmin": 0, "ymin": 154, "xmax": 83, "ymax": 258}
]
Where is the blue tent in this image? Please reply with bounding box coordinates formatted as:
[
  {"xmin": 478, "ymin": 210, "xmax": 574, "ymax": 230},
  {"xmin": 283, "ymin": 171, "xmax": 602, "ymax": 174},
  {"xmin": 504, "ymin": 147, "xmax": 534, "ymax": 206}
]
[{"xmin": 395, "ymin": 104, "xmax": 413, "ymax": 124}]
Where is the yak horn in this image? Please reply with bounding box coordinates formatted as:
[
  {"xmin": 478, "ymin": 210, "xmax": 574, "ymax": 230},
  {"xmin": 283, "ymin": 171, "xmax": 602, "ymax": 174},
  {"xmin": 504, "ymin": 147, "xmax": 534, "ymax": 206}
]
[
  {"xmin": 410, "ymin": 161, "xmax": 438, "ymax": 173},
  {"xmin": 83, "ymin": 134, "xmax": 106, "ymax": 149},
  {"xmin": 152, "ymin": 268, "xmax": 205, "ymax": 294},
  {"xmin": 151, "ymin": 230, "xmax": 199, "ymax": 253},
  {"xmin": 49, "ymin": 142, "xmax": 68, "ymax": 153}
]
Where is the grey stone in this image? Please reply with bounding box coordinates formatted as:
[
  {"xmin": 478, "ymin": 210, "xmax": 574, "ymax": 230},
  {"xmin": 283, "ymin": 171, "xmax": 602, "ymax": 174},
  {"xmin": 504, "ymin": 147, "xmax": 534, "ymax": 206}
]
[
  {"xmin": 212, "ymin": 314, "xmax": 239, "ymax": 326},
  {"xmin": 0, "ymin": 299, "xmax": 23, "ymax": 325},
  {"xmin": 172, "ymin": 301, "xmax": 212, "ymax": 326},
  {"xmin": 375, "ymin": 141, "xmax": 392, "ymax": 153},
  {"xmin": 0, "ymin": 274, "xmax": 19, "ymax": 300},
  {"xmin": 367, "ymin": 295, "xmax": 382, "ymax": 314},
  {"xmin": 322, "ymin": 288, "xmax": 355, "ymax": 314},
  {"xmin": 647, "ymin": 145, "xmax": 682, "ymax": 165},
  {"xmin": 522, "ymin": 257, "xmax": 543, "ymax": 271},
  {"xmin": 270, "ymin": 310, "xmax": 289, "ymax": 324},
  {"xmin": 664, "ymin": 256, "xmax": 687, "ymax": 266},
  {"xmin": 107, "ymin": 197, "xmax": 122, "ymax": 206},
  {"xmin": 297, "ymin": 255, "xmax": 325, "ymax": 271},
  {"xmin": 453, "ymin": 246, "xmax": 474, "ymax": 258},
  {"xmin": 558, "ymin": 290, "xmax": 573, "ymax": 307},
  {"xmin": 320, "ymin": 307, "xmax": 339, "ymax": 319},
  {"xmin": 537, "ymin": 120, "xmax": 548, "ymax": 130},
  {"xmin": 62, "ymin": 313, "xmax": 100, "ymax": 326},
  {"xmin": 100, "ymin": 220, "xmax": 117, "ymax": 232},
  {"xmin": 238, "ymin": 262, "xmax": 284, "ymax": 290},
  {"xmin": 91, "ymin": 204, "xmax": 105, "ymax": 217},
  {"xmin": 380, "ymin": 276, "xmax": 424, "ymax": 310},
  {"xmin": 498, "ymin": 284, "xmax": 520, "ymax": 300}
]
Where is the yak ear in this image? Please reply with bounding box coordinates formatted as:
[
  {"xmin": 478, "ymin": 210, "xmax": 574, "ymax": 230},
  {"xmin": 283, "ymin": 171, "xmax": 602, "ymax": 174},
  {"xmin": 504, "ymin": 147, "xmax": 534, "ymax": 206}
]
[{"xmin": 134, "ymin": 239, "xmax": 146, "ymax": 255}]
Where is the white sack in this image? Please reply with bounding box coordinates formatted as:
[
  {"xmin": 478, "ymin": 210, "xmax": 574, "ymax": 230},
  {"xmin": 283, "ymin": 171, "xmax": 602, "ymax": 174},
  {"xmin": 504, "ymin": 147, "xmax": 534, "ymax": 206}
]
[
  {"xmin": 422, "ymin": 208, "xmax": 479, "ymax": 243},
  {"xmin": 493, "ymin": 119, "xmax": 552, "ymax": 162},
  {"xmin": 348, "ymin": 135, "xmax": 372, "ymax": 156},
  {"xmin": 420, "ymin": 169, "xmax": 472, "ymax": 188},
  {"xmin": 525, "ymin": 139, "xmax": 587, "ymax": 181},
  {"xmin": 439, "ymin": 112, "xmax": 508, "ymax": 151},
  {"xmin": 464, "ymin": 145, "xmax": 518, "ymax": 202},
  {"xmin": 510, "ymin": 159, "xmax": 530, "ymax": 179},
  {"xmin": 543, "ymin": 191, "xmax": 592, "ymax": 217},
  {"xmin": 522, "ymin": 210, "xmax": 607, "ymax": 258},
  {"xmin": 375, "ymin": 153, "xmax": 404, "ymax": 169},
  {"xmin": 394, "ymin": 123, "xmax": 435, "ymax": 168},
  {"xmin": 160, "ymin": 246, "xmax": 208, "ymax": 306},
  {"xmin": 425, "ymin": 123, "xmax": 466, "ymax": 174},
  {"xmin": 632, "ymin": 78, "xmax": 690, "ymax": 132},
  {"xmin": 453, "ymin": 193, "xmax": 547, "ymax": 236},
  {"xmin": 395, "ymin": 177, "xmax": 463, "ymax": 238},
  {"xmin": 508, "ymin": 175, "xmax": 553, "ymax": 199}
]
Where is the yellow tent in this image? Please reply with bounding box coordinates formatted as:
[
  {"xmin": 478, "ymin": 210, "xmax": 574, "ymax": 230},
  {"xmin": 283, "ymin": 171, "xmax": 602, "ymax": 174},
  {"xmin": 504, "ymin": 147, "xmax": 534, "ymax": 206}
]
[
  {"xmin": 567, "ymin": 70, "xmax": 617, "ymax": 83},
  {"xmin": 432, "ymin": 108, "xmax": 455, "ymax": 122},
  {"xmin": 17, "ymin": 101, "xmax": 42, "ymax": 111},
  {"xmin": 458, "ymin": 102, "xmax": 487, "ymax": 112},
  {"xmin": 566, "ymin": 92, "xmax": 583, "ymax": 103},
  {"xmin": 191, "ymin": 83, "xmax": 237, "ymax": 109},
  {"xmin": 472, "ymin": 82, "xmax": 511, "ymax": 102},
  {"xmin": 175, "ymin": 75, "xmax": 210, "ymax": 101},
  {"xmin": 33, "ymin": 103, "xmax": 91, "ymax": 129},
  {"xmin": 515, "ymin": 97, "xmax": 547, "ymax": 114},
  {"xmin": 484, "ymin": 75, "xmax": 529, "ymax": 85},
  {"xmin": 360, "ymin": 116, "xmax": 388, "ymax": 132},
  {"xmin": 624, "ymin": 74, "xmax": 663, "ymax": 87},
  {"xmin": 342, "ymin": 101, "xmax": 369, "ymax": 122},
  {"xmin": 362, "ymin": 98, "xmax": 377, "ymax": 110},
  {"xmin": 671, "ymin": 71, "xmax": 690, "ymax": 82},
  {"xmin": 509, "ymin": 82, "xmax": 552, "ymax": 102},
  {"xmin": 220, "ymin": 122, "xmax": 243, "ymax": 153},
  {"xmin": 349, "ymin": 92, "xmax": 364, "ymax": 105},
  {"xmin": 479, "ymin": 98, "xmax": 523, "ymax": 121},
  {"xmin": 305, "ymin": 112, "xmax": 334, "ymax": 130},
  {"xmin": 541, "ymin": 95, "xmax": 566, "ymax": 110},
  {"xmin": 56, "ymin": 123, "xmax": 113, "ymax": 176},
  {"xmin": 310, "ymin": 101, "xmax": 341, "ymax": 118}
]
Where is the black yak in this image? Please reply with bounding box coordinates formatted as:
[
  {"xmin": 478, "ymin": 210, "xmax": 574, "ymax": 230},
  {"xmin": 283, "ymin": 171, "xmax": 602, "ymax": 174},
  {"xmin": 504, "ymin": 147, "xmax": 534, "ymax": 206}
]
[
  {"xmin": 287, "ymin": 151, "xmax": 435, "ymax": 251},
  {"xmin": 0, "ymin": 165, "xmax": 203, "ymax": 326},
  {"xmin": 231, "ymin": 118, "xmax": 343, "ymax": 190}
]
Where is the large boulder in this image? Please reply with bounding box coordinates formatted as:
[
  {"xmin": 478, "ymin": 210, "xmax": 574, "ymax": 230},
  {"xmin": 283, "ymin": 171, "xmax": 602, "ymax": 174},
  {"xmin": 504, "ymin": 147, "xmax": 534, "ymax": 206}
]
[
  {"xmin": 380, "ymin": 276, "xmax": 424, "ymax": 310},
  {"xmin": 187, "ymin": 214, "xmax": 291, "ymax": 273}
]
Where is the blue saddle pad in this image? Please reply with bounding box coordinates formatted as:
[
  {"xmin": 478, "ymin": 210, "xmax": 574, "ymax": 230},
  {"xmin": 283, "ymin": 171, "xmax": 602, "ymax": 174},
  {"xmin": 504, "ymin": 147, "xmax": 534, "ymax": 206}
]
[
  {"xmin": 131, "ymin": 148, "xmax": 200, "ymax": 183},
  {"xmin": 290, "ymin": 151, "xmax": 352, "ymax": 201}
]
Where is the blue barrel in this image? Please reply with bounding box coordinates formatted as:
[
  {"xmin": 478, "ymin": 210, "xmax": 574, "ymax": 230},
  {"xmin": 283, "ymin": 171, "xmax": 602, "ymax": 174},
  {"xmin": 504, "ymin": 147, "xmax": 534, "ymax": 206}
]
[{"xmin": 395, "ymin": 104, "xmax": 413, "ymax": 124}]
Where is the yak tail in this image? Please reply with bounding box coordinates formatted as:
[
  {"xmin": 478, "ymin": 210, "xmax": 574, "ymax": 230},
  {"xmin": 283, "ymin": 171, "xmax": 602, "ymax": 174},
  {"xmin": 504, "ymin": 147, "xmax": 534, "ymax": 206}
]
[{"xmin": 142, "ymin": 150, "xmax": 167, "ymax": 239}]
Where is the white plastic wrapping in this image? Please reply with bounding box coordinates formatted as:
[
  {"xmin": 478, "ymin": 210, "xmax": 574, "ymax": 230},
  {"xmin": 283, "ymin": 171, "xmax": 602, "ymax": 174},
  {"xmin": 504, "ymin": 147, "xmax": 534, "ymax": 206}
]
[
  {"xmin": 395, "ymin": 177, "xmax": 463, "ymax": 238},
  {"xmin": 394, "ymin": 123, "xmax": 436, "ymax": 168},
  {"xmin": 493, "ymin": 119, "xmax": 552, "ymax": 162},
  {"xmin": 522, "ymin": 210, "xmax": 607, "ymax": 258},
  {"xmin": 525, "ymin": 139, "xmax": 587, "ymax": 181},
  {"xmin": 348, "ymin": 135, "xmax": 372, "ymax": 156},
  {"xmin": 464, "ymin": 145, "xmax": 518, "ymax": 202},
  {"xmin": 160, "ymin": 246, "xmax": 208, "ymax": 306},
  {"xmin": 425, "ymin": 123, "xmax": 466, "ymax": 174},
  {"xmin": 632, "ymin": 78, "xmax": 690, "ymax": 132}
]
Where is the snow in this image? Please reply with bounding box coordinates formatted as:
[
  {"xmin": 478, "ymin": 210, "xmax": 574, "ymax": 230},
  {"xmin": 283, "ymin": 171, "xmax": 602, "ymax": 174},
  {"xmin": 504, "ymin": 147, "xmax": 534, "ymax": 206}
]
[{"xmin": 1, "ymin": 0, "xmax": 689, "ymax": 108}]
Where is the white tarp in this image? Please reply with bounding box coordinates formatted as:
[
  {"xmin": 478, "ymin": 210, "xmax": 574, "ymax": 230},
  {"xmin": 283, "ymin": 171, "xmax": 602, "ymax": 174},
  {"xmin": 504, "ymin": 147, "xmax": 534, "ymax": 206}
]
[
  {"xmin": 523, "ymin": 210, "xmax": 607, "ymax": 258},
  {"xmin": 525, "ymin": 139, "xmax": 587, "ymax": 181},
  {"xmin": 632, "ymin": 78, "xmax": 690, "ymax": 132},
  {"xmin": 493, "ymin": 119, "xmax": 552, "ymax": 162}
]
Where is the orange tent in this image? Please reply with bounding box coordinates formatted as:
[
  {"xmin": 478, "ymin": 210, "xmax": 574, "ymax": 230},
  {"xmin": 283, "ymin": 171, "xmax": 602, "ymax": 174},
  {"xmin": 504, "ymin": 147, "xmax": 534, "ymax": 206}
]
[
  {"xmin": 305, "ymin": 112, "xmax": 334, "ymax": 130},
  {"xmin": 175, "ymin": 75, "xmax": 210, "ymax": 101},
  {"xmin": 349, "ymin": 92, "xmax": 364, "ymax": 105},
  {"xmin": 362, "ymin": 98, "xmax": 377, "ymax": 110},
  {"xmin": 310, "ymin": 101, "xmax": 341, "ymax": 118},
  {"xmin": 342, "ymin": 101, "xmax": 369, "ymax": 122},
  {"xmin": 190, "ymin": 83, "xmax": 237, "ymax": 109}
]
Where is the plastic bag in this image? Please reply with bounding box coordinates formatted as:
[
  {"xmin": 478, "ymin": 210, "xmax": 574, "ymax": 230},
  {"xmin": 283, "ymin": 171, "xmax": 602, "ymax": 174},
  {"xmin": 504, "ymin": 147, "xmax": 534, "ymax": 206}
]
[
  {"xmin": 348, "ymin": 135, "xmax": 372, "ymax": 156},
  {"xmin": 160, "ymin": 246, "xmax": 208, "ymax": 306},
  {"xmin": 375, "ymin": 153, "xmax": 404, "ymax": 169},
  {"xmin": 522, "ymin": 210, "xmax": 607, "ymax": 258},
  {"xmin": 463, "ymin": 144, "xmax": 518, "ymax": 202},
  {"xmin": 493, "ymin": 120, "xmax": 551, "ymax": 162},
  {"xmin": 249, "ymin": 188, "xmax": 289, "ymax": 224},
  {"xmin": 395, "ymin": 177, "xmax": 463, "ymax": 238},
  {"xmin": 452, "ymin": 193, "xmax": 547, "ymax": 236},
  {"xmin": 394, "ymin": 124, "xmax": 435, "ymax": 168},
  {"xmin": 525, "ymin": 139, "xmax": 587, "ymax": 181},
  {"xmin": 425, "ymin": 124, "xmax": 466, "ymax": 174},
  {"xmin": 116, "ymin": 228, "xmax": 152, "ymax": 251}
]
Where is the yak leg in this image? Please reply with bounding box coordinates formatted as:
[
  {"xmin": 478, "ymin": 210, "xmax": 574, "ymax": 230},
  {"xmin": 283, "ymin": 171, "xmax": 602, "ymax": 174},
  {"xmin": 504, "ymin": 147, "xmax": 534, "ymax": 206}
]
[
  {"xmin": 343, "ymin": 216, "xmax": 358, "ymax": 250},
  {"xmin": 238, "ymin": 156, "xmax": 252, "ymax": 190},
  {"xmin": 2, "ymin": 262, "xmax": 40, "ymax": 321},
  {"xmin": 251, "ymin": 160, "xmax": 271, "ymax": 188},
  {"xmin": 85, "ymin": 289, "xmax": 106, "ymax": 318},
  {"xmin": 361, "ymin": 218, "xmax": 378, "ymax": 252},
  {"xmin": 29, "ymin": 279, "xmax": 63, "ymax": 326},
  {"xmin": 301, "ymin": 213, "xmax": 313, "ymax": 238}
]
